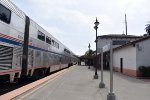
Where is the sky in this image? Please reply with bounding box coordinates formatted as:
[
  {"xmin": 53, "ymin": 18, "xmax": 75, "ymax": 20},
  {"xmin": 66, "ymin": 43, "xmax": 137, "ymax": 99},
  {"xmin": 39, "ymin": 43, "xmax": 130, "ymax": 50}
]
[{"xmin": 11, "ymin": 0, "xmax": 150, "ymax": 56}]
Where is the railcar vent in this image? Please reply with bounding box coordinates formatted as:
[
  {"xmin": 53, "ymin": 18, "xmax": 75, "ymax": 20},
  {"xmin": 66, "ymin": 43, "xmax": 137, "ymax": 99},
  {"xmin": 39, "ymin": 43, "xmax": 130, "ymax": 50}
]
[{"xmin": 0, "ymin": 45, "xmax": 13, "ymax": 70}]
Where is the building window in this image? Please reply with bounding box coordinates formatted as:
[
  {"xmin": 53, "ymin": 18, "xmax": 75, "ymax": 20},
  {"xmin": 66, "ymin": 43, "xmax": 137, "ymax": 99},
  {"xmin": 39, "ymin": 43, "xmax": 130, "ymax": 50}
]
[
  {"xmin": 38, "ymin": 31, "xmax": 45, "ymax": 41},
  {"xmin": 46, "ymin": 36, "xmax": 51, "ymax": 44},
  {"xmin": 0, "ymin": 4, "xmax": 11, "ymax": 24}
]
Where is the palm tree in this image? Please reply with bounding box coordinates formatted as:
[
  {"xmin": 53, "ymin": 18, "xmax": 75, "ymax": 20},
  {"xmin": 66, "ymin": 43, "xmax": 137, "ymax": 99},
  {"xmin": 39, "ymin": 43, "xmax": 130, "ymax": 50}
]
[{"xmin": 145, "ymin": 22, "xmax": 150, "ymax": 35}]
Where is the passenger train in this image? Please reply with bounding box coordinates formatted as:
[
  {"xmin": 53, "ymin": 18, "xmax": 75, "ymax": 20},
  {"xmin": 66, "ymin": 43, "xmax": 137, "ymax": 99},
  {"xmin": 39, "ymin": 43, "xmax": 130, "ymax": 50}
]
[{"xmin": 0, "ymin": 0, "xmax": 78, "ymax": 82}]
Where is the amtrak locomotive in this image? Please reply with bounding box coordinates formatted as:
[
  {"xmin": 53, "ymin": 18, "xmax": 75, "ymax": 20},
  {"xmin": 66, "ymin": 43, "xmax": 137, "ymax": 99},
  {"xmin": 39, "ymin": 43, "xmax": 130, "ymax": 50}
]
[{"xmin": 0, "ymin": 0, "xmax": 78, "ymax": 82}]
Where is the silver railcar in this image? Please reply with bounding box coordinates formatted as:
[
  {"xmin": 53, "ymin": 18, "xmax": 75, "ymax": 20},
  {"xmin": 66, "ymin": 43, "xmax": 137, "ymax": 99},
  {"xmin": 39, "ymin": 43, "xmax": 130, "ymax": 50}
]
[{"xmin": 0, "ymin": 0, "xmax": 77, "ymax": 82}]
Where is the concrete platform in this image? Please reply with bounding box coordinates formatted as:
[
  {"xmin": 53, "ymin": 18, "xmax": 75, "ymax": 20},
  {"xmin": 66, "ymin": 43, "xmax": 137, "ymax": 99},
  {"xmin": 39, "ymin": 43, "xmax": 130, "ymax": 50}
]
[{"xmin": 13, "ymin": 65, "xmax": 150, "ymax": 100}]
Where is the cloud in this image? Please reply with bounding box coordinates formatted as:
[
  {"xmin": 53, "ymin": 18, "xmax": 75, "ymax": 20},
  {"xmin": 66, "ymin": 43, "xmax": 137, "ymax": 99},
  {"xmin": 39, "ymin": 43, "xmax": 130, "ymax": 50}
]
[{"xmin": 11, "ymin": 0, "xmax": 150, "ymax": 55}]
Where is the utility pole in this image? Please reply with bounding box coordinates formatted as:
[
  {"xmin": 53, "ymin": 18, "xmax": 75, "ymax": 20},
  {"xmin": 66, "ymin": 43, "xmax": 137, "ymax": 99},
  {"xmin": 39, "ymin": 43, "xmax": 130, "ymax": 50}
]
[{"xmin": 125, "ymin": 13, "xmax": 127, "ymax": 35}]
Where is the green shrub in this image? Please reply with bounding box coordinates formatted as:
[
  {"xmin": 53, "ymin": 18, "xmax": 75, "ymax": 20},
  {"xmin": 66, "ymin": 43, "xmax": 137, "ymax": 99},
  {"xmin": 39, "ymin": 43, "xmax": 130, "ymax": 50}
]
[{"xmin": 139, "ymin": 66, "xmax": 150, "ymax": 77}]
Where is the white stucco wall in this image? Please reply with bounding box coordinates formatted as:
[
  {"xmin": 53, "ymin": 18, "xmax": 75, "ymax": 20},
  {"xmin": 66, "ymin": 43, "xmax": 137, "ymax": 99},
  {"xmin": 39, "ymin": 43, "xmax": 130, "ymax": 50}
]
[
  {"xmin": 136, "ymin": 39, "xmax": 150, "ymax": 68},
  {"xmin": 113, "ymin": 46, "xmax": 136, "ymax": 70}
]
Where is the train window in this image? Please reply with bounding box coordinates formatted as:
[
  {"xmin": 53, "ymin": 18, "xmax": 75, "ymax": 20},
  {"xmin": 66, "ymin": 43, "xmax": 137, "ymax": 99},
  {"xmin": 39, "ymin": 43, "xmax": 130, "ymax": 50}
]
[
  {"xmin": 38, "ymin": 31, "xmax": 45, "ymax": 41},
  {"xmin": 0, "ymin": 4, "xmax": 11, "ymax": 24},
  {"xmin": 51, "ymin": 39, "xmax": 59, "ymax": 49},
  {"xmin": 56, "ymin": 42, "xmax": 59, "ymax": 48},
  {"xmin": 57, "ymin": 43, "xmax": 58, "ymax": 48},
  {"xmin": 53, "ymin": 41, "xmax": 55, "ymax": 46},
  {"xmin": 56, "ymin": 42, "xmax": 58, "ymax": 48},
  {"xmin": 58, "ymin": 43, "xmax": 59, "ymax": 49},
  {"xmin": 46, "ymin": 36, "xmax": 51, "ymax": 44},
  {"xmin": 52, "ymin": 40, "xmax": 54, "ymax": 45},
  {"xmin": 64, "ymin": 48, "xmax": 70, "ymax": 54},
  {"xmin": 54, "ymin": 42, "xmax": 57, "ymax": 47}
]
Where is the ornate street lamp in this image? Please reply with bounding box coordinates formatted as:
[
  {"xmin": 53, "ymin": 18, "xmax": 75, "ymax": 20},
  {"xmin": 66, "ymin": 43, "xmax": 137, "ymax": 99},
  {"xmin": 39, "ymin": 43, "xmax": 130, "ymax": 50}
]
[
  {"xmin": 88, "ymin": 43, "xmax": 91, "ymax": 69},
  {"xmin": 93, "ymin": 18, "xmax": 99, "ymax": 79}
]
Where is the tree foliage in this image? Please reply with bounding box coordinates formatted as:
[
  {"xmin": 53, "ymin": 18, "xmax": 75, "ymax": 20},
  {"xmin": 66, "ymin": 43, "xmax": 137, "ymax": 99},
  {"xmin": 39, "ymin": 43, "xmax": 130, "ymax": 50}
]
[
  {"xmin": 145, "ymin": 22, "xmax": 150, "ymax": 35},
  {"xmin": 83, "ymin": 49, "xmax": 94, "ymax": 59}
]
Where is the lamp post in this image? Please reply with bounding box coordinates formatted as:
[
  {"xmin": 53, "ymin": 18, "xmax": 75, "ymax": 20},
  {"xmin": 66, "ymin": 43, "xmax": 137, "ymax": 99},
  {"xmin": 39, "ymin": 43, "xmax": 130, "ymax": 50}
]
[
  {"xmin": 93, "ymin": 18, "xmax": 99, "ymax": 79},
  {"xmin": 88, "ymin": 43, "xmax": 91, "ymax": 69}
]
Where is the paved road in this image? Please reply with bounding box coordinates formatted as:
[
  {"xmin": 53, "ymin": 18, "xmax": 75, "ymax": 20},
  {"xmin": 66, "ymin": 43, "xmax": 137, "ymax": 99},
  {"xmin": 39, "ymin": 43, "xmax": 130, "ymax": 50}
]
[{"xmin": 13, "ymin": 65, "xmax": 150, "ymax": 100}]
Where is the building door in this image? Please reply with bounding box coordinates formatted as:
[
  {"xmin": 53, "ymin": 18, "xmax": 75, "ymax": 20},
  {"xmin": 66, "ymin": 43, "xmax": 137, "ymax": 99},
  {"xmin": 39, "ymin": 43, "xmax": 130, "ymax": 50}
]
[{"xmin": 120, "ymin": 58, "xmax": 123, "ymax": 73}]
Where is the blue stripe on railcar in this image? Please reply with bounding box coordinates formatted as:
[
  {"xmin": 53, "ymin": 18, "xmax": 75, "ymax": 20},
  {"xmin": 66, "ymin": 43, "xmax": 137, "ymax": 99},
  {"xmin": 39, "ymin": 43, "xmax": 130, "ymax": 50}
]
[
  {"xmin": 0, "ymin": 37, "xmax": 22, "ymax": 46},
  {"xmin": 0, "ymin": 36, "xmax": 57, "ymax": 54}
]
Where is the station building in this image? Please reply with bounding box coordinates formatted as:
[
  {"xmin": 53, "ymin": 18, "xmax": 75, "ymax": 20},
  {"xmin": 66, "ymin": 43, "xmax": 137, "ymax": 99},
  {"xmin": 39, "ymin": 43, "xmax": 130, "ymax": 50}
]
[
  {"xmin": 96, "ymin": 34, "xmax": 142, "ymax": 69},
  {"xmin": 113, "ymin": 35, "xmax": 150, "ymax": 77},
  {"xmin": 97, "ymin": 34, "xmax": 150, "ymax": 77}
]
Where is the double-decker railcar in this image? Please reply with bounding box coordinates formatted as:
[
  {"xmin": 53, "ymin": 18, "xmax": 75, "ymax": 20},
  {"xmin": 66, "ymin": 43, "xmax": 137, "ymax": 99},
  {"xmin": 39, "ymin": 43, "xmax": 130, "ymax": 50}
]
[{"xmin": 0, "ymin": 0, "xmax": 78, "ymax": 82}]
